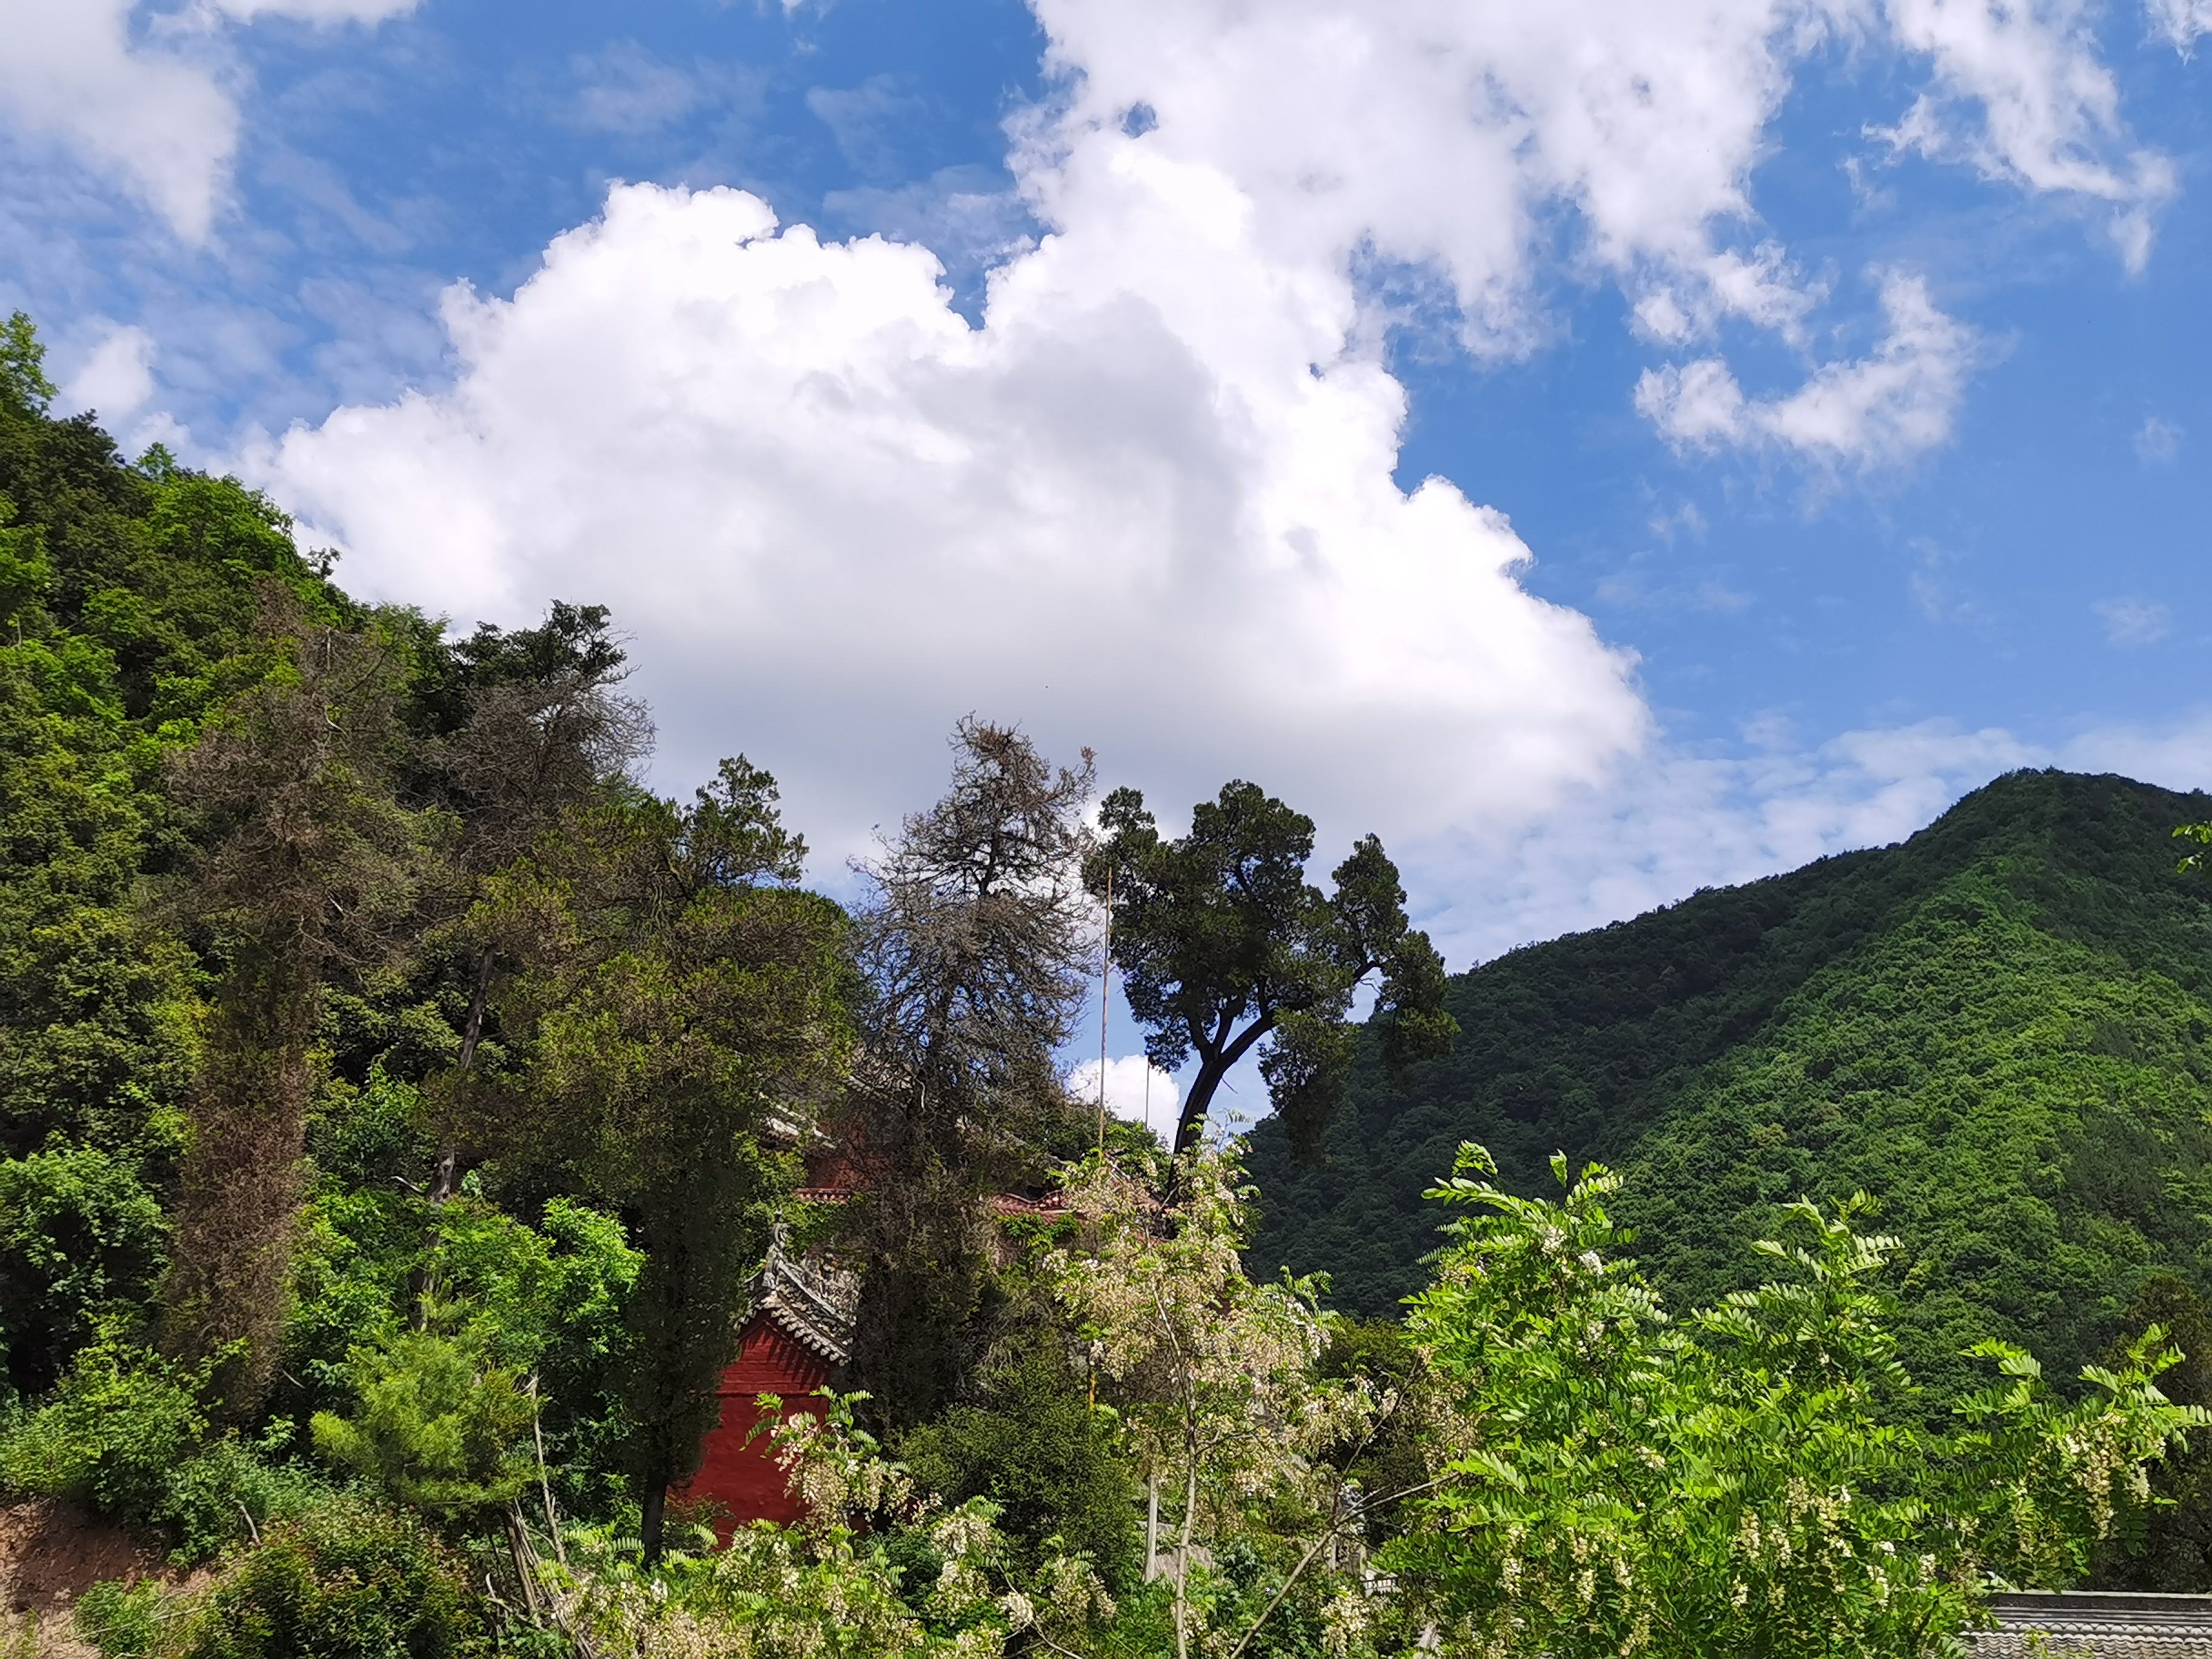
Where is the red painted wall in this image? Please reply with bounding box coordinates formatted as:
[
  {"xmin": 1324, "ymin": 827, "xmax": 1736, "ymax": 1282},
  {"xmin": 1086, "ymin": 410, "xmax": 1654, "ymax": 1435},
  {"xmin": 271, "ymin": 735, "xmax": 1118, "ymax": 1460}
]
[{"xmin": 683, "ymin": 1313, "xmax": 840, "ymax": 1535}]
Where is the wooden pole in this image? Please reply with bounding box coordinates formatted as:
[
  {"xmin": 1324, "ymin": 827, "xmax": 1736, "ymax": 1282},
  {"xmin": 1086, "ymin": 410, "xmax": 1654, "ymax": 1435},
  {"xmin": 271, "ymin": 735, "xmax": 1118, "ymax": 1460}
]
[
  {"xmin": 1145, "ymin": 1476, "xmax": 1160, "ymax": 1582},
  {"xmin": 1098, "ymin": 863, "xmax": 1113, "ymax": 1153}
]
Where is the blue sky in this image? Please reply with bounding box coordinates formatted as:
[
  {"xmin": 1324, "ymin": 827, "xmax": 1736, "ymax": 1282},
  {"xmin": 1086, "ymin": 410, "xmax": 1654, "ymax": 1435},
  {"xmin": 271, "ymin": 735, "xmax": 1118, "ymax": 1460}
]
[{"xmin": 3, "ymin": 0, "xmax": 2210, "ymax": 1118}]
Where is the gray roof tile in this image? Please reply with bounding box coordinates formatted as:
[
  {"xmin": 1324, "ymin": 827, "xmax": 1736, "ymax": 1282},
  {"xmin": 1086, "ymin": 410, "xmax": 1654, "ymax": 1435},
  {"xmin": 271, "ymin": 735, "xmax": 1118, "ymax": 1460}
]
[{"xmin": 1966, "ymin": 1592, "xmax": 2212, "ymax": 1657}]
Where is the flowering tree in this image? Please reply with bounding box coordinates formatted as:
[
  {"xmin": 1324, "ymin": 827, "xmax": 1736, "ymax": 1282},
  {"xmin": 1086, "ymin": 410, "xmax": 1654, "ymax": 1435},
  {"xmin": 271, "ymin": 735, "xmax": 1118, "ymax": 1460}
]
[
  {"xmin": 1048, "ymin": 1147, "xmax": 1372, "ymax": 1659},
  {"xmin": 558, "ymin": 1391, "xmax": 1114, "ymax": 1659},
  {"xmin": 1389, "ymin": 1145, "xmax": 2207, "ymax": 1658}
]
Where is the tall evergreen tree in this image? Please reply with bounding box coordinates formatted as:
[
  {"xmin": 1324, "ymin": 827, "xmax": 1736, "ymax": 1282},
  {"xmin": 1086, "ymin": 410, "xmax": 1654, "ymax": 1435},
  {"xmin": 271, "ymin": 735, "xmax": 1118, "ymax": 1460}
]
[
  {"xmin": 161, "ymin": 604, "xmax": 432, "ymax": 1410},
  {"xmin": 423, "ymin": 600, "xmax": 651, "ymax": 1204},
  {"xmin": 479, "ymin": 757, "xmax": 848, "ymax": 1561},
  {"xmin": 1085, "ymin": 781, "xmax": 1455, "ymax": 1159}
]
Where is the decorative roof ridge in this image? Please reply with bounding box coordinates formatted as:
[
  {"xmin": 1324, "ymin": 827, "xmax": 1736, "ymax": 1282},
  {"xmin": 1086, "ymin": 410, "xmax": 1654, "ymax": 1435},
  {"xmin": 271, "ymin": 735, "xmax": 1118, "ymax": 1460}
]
[
  {"xmin": 742, "ymin": 1224, "xmax": 859, "ymax": 1366},
  {"xmin": 1966, "ymin": 1589, "xmax": 2212, "ymax": 1652}
]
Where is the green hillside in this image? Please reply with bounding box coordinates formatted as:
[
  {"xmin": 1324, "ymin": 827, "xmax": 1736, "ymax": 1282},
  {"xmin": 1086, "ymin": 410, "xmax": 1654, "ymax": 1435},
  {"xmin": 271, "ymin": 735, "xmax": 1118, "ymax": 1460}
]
[{"xmin": 1247, "ymin": 769, "xmax": 2212, "ymax": 1399}]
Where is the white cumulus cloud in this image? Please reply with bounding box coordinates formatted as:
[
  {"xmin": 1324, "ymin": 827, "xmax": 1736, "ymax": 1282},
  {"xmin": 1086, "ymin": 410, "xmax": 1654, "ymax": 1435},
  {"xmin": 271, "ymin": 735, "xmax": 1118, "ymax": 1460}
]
[
  {"xmin": 235, "ymin": 0, "xmax": 2193, "ymax": 881},
  {"xmin": 1876, "ymin": 0, "xmax": 2179, "ymax": 266},
  {"xmin": 1068, "ymin": 1056, "xmax": 1181, "ymax": 1131},
  {"xmin": 0, "ymin": 0, "xmax": 238, "ymax": 243},
  {"xmin": 59, "ymin": 323, "xmax": 158, "ymax": 421},
  {"xmin": 1028, "ymin": 0, "xmax": 2166, "ymax": 454},
  {"xmin": 250, "ymin": 181, "xmax": 1647, "ymax": 866}
]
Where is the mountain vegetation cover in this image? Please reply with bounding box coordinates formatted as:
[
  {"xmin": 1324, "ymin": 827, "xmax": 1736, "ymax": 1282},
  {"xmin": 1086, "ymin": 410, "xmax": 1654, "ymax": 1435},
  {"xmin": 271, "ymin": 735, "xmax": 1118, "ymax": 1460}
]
[
  {"xmin": 0, "ymin": 308, "xmax": 2207, "ymax": 1655},
  {"xmin": 1247, "ymin": 769, "xmax": 2212, "ymax": 1389}
]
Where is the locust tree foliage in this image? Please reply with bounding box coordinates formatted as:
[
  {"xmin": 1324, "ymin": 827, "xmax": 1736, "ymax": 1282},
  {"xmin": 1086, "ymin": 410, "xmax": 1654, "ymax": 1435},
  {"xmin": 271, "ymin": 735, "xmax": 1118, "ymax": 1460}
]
[
  {"xmin": 1050, "ymin": 1145, "xmax": 1373, "ymax": 1659},
  {"xmin": 1387, "ymin": 1145, "xmax": 2210, "ymax": 1658}
]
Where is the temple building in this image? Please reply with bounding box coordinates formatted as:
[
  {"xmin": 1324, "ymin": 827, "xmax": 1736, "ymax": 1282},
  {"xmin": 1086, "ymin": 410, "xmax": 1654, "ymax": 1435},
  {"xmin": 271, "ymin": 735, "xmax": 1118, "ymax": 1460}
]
[
  {"xmin": 684, "ymin": 1232, "xmax": 858, "ymax": 1532},
  {"xmin": 681, "ymin": 1119, "xmax": 1070, "ymax": 1533}
]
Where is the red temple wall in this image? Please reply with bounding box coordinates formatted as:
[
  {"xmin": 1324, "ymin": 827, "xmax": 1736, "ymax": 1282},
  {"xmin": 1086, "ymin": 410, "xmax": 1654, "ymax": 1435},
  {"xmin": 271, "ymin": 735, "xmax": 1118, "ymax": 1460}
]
[{"xmin": 683, "ymin": 1313, "xmax": 839, "ymax": 1535}]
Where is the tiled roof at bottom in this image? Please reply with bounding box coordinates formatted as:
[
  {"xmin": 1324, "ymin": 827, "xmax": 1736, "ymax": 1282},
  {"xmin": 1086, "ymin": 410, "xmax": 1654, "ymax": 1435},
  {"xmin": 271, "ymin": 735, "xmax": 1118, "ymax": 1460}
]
[
  {"xmin": 1965, "ymin": 1592, "xmax": 2212, "ymax": 1657},
  {"xmin": 1969, "ymin": 1633, "xmax": 2212, "ymax": 1656}
]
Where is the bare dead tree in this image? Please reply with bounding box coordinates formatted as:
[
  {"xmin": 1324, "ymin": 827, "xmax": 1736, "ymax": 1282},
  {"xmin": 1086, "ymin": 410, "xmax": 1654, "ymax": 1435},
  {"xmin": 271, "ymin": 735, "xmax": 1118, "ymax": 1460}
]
[{"xmin": 840, "ymin": 719, "xmax": 1098, "ymax": 1429}]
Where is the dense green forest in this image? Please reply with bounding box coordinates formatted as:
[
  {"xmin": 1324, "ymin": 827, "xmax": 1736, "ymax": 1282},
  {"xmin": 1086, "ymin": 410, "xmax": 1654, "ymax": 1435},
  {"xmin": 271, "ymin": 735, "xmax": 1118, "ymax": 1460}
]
[
  {"xmin": 1250, "ymin": 770, "xmax": 2212, "ymax": 1393},
  {"xmin": 1, "ymin": 307, "xmax": 2208, "ymax": 1657}
]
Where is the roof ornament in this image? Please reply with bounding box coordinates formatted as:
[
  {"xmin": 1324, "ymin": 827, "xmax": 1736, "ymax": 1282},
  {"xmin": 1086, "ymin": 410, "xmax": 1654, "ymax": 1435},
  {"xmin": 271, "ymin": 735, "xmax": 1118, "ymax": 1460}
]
[{"xmin": 742, "ymin": 1214, "xmax": 859, "ymax": 1366}]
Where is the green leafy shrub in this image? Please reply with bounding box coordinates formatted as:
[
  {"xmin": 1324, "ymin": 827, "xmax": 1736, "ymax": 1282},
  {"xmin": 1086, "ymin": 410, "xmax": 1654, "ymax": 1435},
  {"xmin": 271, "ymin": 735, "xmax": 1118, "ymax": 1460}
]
[
  {"xmin": 900, "ymin": 1315, "xmax": 1141, "ymax": 1589},
  {"xmin": 561, "ymin": 1393, "xmax": 1118, "ymax": 1659},
  {"xmin": 311, "ymin": 1327, "xmax": 535, "ymax": 1526},
  {"xmin": 0, "ymin": 1337, "xmax": 207, "ymax": 1515},
  {"xmin": 75, "ymin": 1579, "xmax": 163, "ymax": 1659},
  {"xmin": 170, "ymin": 1499, "xmax": 490, "ymax": 1659},
  {"xmin": 1386, "ymin": 1144, "xmax": 2211, "ymax": 1658},
  {"xmin": 283, "ymin": 1190, "xmax": 638, "ymax": 1506},
  {"xmin": 305, "ymin": 1067, "xmax": 430, "ymax": 1193},
  {"xmin": 152, "ymin": 1433, "xmax": 323, "ymax": 1566},
  {"xmin": 0, "ymin": 1144, "xmax": 169, "ymax": 1396},
  {"xmin": 0, "ymin": 1336, "xmax": 311, "ymax": 1561},
  {"xmin": 1316, "ymin": 1319, "xmax": 1439, "ymax": 1547}
]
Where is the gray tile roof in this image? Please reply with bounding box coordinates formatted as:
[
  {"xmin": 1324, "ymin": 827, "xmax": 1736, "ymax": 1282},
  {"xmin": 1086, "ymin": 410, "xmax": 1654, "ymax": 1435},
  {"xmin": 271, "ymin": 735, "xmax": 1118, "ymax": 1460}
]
[{"xmin": 1966, "ymin": 1592, "xmax": 2212, "ymax": 1657}]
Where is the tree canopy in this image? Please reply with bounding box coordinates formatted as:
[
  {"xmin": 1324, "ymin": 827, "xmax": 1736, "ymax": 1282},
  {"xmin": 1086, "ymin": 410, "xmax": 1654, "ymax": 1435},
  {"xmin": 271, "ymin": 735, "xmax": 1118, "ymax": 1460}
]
[{"xmin": 1086, "ymin": 780, "xmax": 1455, "ymax": 1156}]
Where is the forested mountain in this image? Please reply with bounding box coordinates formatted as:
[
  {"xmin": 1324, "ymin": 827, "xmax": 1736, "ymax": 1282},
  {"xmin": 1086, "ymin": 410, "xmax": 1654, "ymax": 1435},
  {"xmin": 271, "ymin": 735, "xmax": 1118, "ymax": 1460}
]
[{"xmin": 1249, "ymin": 768, "xmax": 2212, "ymax": 1397}]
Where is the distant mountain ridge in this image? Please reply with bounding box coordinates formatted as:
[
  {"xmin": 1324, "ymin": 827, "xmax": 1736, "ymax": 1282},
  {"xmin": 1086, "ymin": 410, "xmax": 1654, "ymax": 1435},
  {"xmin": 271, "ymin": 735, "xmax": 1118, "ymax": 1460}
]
[{"xmin": 1246, "ymin": 769, "xmax": 2212, "ymax": 1399}]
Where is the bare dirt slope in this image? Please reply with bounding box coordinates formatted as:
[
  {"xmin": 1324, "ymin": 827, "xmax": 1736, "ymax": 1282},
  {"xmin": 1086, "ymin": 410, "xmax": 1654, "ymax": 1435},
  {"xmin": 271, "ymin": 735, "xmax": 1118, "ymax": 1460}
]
[{"xmin": 0, "ymin": 1500, "xmax": 170, "ymax": 1657}]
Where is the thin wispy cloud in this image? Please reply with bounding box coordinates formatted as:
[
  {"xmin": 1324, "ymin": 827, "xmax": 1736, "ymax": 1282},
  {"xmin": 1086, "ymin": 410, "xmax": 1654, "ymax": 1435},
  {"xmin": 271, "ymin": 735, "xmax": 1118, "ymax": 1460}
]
[
  {"xmin": 806, "ymin": 76, "xmax": 927, "ymax": 180},
  {"xmin": 1635, "ymin": 272, "xmax": 1980, "ymax": 470},
  {"xmin": 1420, "ymin": 708, "xmax": 2212, "ymax": 965},
  {"xmin": 571, "ymin": 42, "xmax": 706, "ymax": 135},
  {"xmin": 2135, "ymin": 415, "xmax": 2183, "ymax": 463},
  {"xmin": 825, "ymin": 166, "xmax": 1034, "ymax": 283},
  {"xmin": 2096, "ymin": 597, "xmax": 2173, "ymax": 646},
  {"xmin": 560, "ymin": 40, "xmax": 758, "ymax": 137},
  {"xmin": 0, "ymin": 0, "xmax": 420, "ymax": 243},
  {"xmin": 1908, "ymin": 543, "xmax": 1981, "ymax": 625},
  {"xmin": 2148, "ymin": 0, "xmax": 2212, "ymax": 55},
  {"xmin": 1647, "ymin": 501, "xmax": 1708, "ymax": 543}
]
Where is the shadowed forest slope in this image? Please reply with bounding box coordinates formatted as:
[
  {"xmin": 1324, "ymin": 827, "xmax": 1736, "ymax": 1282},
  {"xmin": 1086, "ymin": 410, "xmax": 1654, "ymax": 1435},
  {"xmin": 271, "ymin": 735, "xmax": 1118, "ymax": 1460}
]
[{"xmin": 1248, "ymin": 769, "xmax": 2212, "ymax": 1399}]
